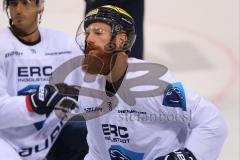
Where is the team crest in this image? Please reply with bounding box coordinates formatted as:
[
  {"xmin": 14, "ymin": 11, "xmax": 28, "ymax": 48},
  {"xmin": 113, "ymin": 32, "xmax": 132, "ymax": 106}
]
[{"xmin": 162, "ymin": 82, "xmax": 186, "ymax": 111}]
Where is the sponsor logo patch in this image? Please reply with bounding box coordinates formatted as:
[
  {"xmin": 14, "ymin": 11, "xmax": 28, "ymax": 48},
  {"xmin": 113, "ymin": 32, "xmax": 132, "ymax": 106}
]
[
  {"xmin": 163, "ymin": 82, "xmax": 186, "ymax": 111},
  {"xmin": 109, "ymin": 145, "xmax": 144, "ymax": 160}
]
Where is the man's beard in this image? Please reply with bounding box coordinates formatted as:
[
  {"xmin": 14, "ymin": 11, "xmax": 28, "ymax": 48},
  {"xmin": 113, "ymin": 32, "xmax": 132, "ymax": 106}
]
[{"xmin": 82, "ymin": 44, "xmax": 113, "ymax": 75}]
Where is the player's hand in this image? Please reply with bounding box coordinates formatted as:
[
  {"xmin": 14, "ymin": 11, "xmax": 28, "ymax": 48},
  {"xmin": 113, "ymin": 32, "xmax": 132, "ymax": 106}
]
[
  {"xmin": 155, "ymin": 148, "xmax": 196, "ymax": 160},
  {"xmin": 26, "ymin": 83, "xmax": 80, "ymax": 115}
]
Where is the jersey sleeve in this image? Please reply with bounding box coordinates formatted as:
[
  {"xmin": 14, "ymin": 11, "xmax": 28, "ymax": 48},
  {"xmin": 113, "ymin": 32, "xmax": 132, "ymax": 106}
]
[
  {"xmin": 0, "ymin": 59, "xmax": 45, "ymax": 130},
  {"xmin": 183, "ymin": 86, "xmax": 228, "ymax": 160},
  {"xmin": 161, "ymin": 71, "xmax": 228, "ymax": 160}
]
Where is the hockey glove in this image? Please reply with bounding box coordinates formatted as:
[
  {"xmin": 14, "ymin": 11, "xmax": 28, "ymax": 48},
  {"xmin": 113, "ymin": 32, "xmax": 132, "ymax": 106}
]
[
  {"xmin": 155, "ymin": 148, "xmax": 196, "ymax": 160},
  {"xmin": 26, "ymin": 83, "xmax": 80, "ymax": 115}
]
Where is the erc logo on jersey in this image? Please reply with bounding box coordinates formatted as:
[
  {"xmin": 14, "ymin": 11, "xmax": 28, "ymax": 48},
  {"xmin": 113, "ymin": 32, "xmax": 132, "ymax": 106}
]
[
  {"xmin": 109, "ymin": 145, "xmax": 144, "ymax": 160},
  {"xmin": 18, "ymin": 66, "xmax": 52, "ymax": 77},
  {"xmin": 162, "ymin": 82, "xmax": 186, "ymax": 111},
  {"xmin": 102, "ymin": 124, "xmax": 130, "ymax": 143},
  {"xmin": 17, "ymin": 66, "xmax": 52, "ymax": 82}
]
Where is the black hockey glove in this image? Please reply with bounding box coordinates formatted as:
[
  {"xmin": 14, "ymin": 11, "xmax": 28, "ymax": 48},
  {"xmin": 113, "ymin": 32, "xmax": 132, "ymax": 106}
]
[
  {"xmin": 26, "ymin": 83, "xmax": 80, "ymax": 115},
  {"xmin": 155, "ymin": 148, "xmax": 196, "ymax": 160}
]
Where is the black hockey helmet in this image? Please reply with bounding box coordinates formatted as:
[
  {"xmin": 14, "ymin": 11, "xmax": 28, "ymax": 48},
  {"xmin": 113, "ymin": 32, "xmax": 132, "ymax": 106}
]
[{"xmin": 76, "ymin": 5, "xmax": 136, "ymax": 53}]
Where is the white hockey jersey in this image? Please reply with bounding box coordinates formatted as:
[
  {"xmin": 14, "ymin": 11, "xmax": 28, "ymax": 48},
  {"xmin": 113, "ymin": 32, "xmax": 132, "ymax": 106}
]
[
  {"xmin": 76, "ymin": 58, "xmax": 228, "ymax": 160},
  {"xmin": 0, "ymin": 27, "xmax": 83, "ymax": 160}
]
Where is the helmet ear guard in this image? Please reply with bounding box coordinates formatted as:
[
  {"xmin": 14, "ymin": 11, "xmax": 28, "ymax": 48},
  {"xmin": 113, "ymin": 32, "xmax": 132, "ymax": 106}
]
[{"xmin": 76, "ymin": 5, "xmax": 136, "ymax": 54}]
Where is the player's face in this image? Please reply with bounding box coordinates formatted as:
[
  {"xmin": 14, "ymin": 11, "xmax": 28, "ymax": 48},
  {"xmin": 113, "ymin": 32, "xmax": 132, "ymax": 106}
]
[
  {"xmin": 83, "ymin": 22, "xmax": 114, "ymax": 75},
  {"xmin": 9, "ymin": 0, "xmax": 39, "ymax": 32}
]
